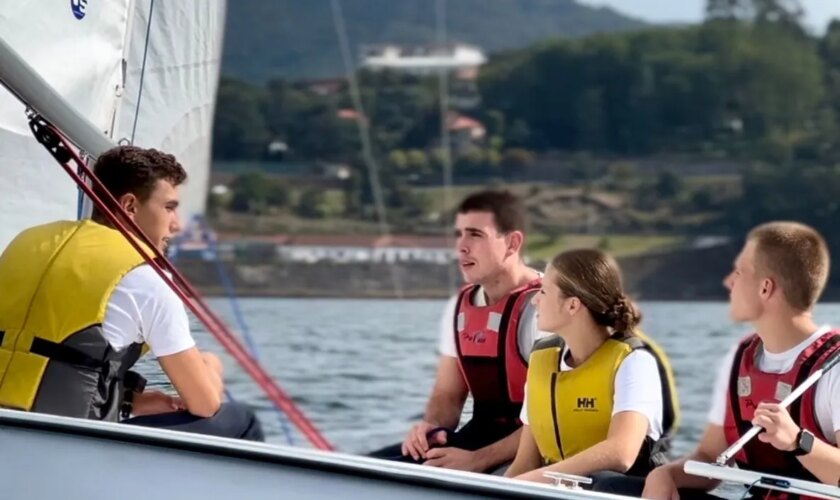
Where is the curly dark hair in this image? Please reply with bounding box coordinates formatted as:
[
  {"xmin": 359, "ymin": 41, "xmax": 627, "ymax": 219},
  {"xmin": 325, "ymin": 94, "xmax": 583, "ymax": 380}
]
[{"xmin": 92, "ymin": 145, "xmax": 187, "ymax": 205}]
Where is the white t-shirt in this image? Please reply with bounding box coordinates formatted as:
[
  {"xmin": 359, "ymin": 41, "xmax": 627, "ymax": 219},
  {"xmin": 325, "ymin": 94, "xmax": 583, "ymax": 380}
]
[
  {"xmin": 437, "ymin": 285, "xmax": 551, "ymax": 360},
  {"xmin": 520, "ymin": 347, "xmax": 665, "ymax": 441},
  {"xmin": 101, "ymin": 265, "xmax": 196, "ymax": 358},
  {"xmin": 707, "ymin": 325, "xmax": 840, "ymax": 444}
]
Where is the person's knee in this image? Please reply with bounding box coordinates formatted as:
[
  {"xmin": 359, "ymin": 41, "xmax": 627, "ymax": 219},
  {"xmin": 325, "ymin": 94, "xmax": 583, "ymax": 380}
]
[{"xmin": 217, "ymin": 402, "xmax": 264, "ymax": 442}]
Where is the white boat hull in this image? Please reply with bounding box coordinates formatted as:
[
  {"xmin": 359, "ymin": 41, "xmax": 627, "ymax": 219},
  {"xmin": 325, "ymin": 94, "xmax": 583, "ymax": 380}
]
[{"xmin": 0, "ymin": 409, "xmax": 636, "ymax": 499}]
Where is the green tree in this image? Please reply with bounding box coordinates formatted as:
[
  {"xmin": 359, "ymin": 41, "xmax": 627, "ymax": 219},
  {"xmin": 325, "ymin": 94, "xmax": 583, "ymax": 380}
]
[
  {"xmin": 706, "ymin": 0, "xmax": 753, "ymax": 20},
  {"xmin": 726, "ymin": 163, "xmax": 840, "ymax": 251},
  {"xmin": 266, "ymin": 181, "xmax": 291, "ymax": 208},
  {"xmin": 506, "ymin": 119, "xmax": 532, "ymax": 148},
  {"xmin": 483, "ymin": 109, "xmax": 506, "ymax": 138},
  {"xmin": 705, "ymin": 0, "xmax": 804, "ymax": 29},
  {"xmin": 478, "ymin": 22, "xmax": 824, "ymax": 160},
  {"xmin": 212, "ymin": 78, "xmax": 269, "ymax": 159},
  {"xmin": 654, "ymin": 171, "xmax": 684, "ymax": 200},
  {"xmin": 388, "ymin": 150, "xmax": 409, "ymax": 171},
  {"xmin": 501, "ymin": 148, "xmax": 535, "ymax": 177},
  {"xmin": 608, "ymin": 162, "xmax": 638, "ymax": 191},
  {"xmin": 455, "ymin": 149, "xmax": 487, "ymax": 177},
  {"xmin": 597, "ymin": 236, "xmax": 611, "ymax": 251},
  {"xmin": 296, "ymin": 188, "xmax": 328, "ymax": 218},
  {"xmin": 406, "ymin": 149, "xmax": 430, "ymax": 174},
  {"xmin": 690, "ymin": 189, "xmax": 715, "ymax": 211},
  {"xmin": 229, "ymin": 172, "xmax": 270, "ymax": 213}
]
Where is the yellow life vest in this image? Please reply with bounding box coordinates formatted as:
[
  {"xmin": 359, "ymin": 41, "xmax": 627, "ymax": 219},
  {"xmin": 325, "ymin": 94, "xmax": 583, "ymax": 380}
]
[
  {"xmin": 0, "ymin": 220, "xmax": 152, "ymax": 420},
  {"xmin": 526, "ymin": 331, "xmax": 679, "ymax": 474}
]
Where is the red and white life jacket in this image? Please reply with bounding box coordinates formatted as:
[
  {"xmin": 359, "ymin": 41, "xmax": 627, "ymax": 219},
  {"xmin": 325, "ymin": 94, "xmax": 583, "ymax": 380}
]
[
  {"xmin": 723, "ymin": 330, "xmax": 840, "ymax": 499},
  {"xmin": 454, "ymin": 279, "xmax": 540, "ymax": 422}
]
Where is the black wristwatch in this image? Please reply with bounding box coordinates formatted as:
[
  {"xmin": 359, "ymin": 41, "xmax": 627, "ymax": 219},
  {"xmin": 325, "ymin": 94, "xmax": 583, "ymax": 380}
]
[{"xmin": 792, "ymin": 429, "xmax": 815, "ymax": 456}]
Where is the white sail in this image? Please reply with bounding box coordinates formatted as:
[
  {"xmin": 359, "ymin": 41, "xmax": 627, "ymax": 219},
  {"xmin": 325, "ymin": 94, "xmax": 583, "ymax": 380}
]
[
  {"xmin": 0, "ymin": 0, "xmax": 132, "ymax": 250},
  {"xmin": 116, "ymin": 0, "xmax": 227, "ymax": 221}
]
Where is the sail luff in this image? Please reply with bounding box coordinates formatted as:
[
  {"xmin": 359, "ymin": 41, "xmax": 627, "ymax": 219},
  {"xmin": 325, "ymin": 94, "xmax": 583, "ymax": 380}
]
[{"xmin": 117, "ymin": 1, "xmax": 227, "ymax": 220}]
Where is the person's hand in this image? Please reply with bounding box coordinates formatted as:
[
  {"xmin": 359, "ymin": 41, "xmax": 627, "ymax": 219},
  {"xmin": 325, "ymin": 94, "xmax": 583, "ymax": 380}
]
[
  {"xmin": 424, "ymin": 447, "xmax": 483, "ymax": 472},
  {"xmin": 642, "ymin": 467, "xmax": 681, "ymax": 500},
  {"xmin": 401, "ymin": 421, "xmax": 448, "ymax": 460},
  {"xmin": 131, "ymin": 390, "xmax": 185, "ymax": 417},
  {"xmin": 752, "ymin": 403, "xmax": 799, "ymax": 452}
]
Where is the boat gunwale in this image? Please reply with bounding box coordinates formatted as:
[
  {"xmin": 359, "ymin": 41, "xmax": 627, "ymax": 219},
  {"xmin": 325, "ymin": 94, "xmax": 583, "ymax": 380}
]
[{"xmin": 0, "ymin": 408, "xmax": 635, "ymax": 499}]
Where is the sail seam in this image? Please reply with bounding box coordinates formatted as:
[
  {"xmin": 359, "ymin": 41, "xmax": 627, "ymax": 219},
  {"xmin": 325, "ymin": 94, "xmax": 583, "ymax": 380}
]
[{"xmin": 130, "ymin": 0, "xmax": 155, "ymax": 144}]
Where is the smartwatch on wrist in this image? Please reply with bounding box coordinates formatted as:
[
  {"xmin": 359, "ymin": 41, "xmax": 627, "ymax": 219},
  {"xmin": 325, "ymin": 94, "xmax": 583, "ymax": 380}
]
[{"xmin": 791, "ymin": 429, "xmax": 815, "ymax": 456}]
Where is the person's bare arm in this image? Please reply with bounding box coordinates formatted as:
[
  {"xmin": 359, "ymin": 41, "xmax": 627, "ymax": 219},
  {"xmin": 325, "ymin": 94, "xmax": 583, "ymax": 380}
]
[
  {"xmin": 402, "ymin": 356, "xmax": 468, "ymax": 459},
  {"xmin": 752, "ymin": 402, "xmax": 840, "ymax": 485},
  {"xmin": 158, "ymin": 347, "xmax": 223, "ymax": 418},
  {"xmin": 505, "ymin": 425, "xmax": 542, "ymax": 477},
  {"xmin": 796, "ymin": 431, "xmax": 840, "ymax": 485},
  {"xmin": 199, "ymin": 351, "xmax": 225, "ymax": 398},
  {"xmin": 516, "ymin": 411, "xmax": 652, "ymax": 482},
  {"xmin": 425, "ymin": 427, "xmax": 523, "ymax": 472},
  {"xmin": 131, "ymin": 390, "xmax": 184, "ymax": 416},
  {"xmin": 471, "ymin": 427, "xmax": 523, "ymax": 471},
  {"xmin": 424, "ymin": 356, "xmax": 468, "ymax": 426},
  {"xmin": 643, "ymin": 424, "xmax": 728, "ymax": 499}
]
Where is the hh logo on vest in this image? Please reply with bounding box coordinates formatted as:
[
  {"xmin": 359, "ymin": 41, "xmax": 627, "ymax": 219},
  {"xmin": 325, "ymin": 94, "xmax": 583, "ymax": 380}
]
[
  {"xmin": 461, "ymin": 331, "xmax": 487, "ymax": 344},
  {"xmin": 575, "ymin": 397, "xmax": 598, "ymax": 412}
]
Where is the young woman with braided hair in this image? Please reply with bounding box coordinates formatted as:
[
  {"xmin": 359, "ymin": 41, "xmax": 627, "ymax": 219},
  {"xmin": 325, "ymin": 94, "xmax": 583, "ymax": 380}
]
[{"xmin": 506, "ymin": 248, "xmax": 679, "ymax": 495}]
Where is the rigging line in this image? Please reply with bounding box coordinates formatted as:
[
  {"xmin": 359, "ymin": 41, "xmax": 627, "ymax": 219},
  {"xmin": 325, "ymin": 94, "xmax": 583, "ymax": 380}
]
[
  {"xmin": 201, "ymin": 217, "xmax": 297, "ymax": 445},
  {"xmin": 130, "ymin": 0, "xmax": 155, "ymax": 144},
  {"xmin": 329, "ymin": 0, "xmax": 404, "ymax": 299},
  {"xmin": 172, "ymin": 217, "xmax": 296, "ymax": 445},
  {"xmin": 435, "ymin": 0, "xmax": 456, "ymax": 296},
  {"xmin": 76, "ymin": 164, "xmax": 85, "ymax": 220}
]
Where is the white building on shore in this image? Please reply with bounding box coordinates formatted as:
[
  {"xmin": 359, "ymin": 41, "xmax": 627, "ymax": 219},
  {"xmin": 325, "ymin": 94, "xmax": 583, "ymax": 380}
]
[
  {"xmin": 361, "ymin": 43, "xmax": 486, "ymax": 76},
  {"xmin": 181, "ymin": 233, "xmax": 455, "ymax": 265}
]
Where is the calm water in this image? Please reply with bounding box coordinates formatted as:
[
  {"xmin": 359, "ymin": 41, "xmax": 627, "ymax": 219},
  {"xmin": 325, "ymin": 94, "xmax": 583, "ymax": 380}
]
[{"xmin": 139, "ymin": 299, "xmax": 840, "ymax": 467}]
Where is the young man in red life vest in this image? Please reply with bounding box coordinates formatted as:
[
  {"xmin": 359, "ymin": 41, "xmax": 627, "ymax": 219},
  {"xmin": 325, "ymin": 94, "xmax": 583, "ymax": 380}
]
[
  {"xmin": 369, "ymin": 190, "xmax": 549, "ymax": 473},
  {"xmin": 643, "ymin": 222, "xmax": 840, "ymax": 499}
]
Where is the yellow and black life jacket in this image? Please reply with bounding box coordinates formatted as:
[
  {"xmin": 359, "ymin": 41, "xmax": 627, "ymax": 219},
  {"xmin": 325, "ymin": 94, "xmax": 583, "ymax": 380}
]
[
  {"xmin": 0, "ymin": 220, "xmax": 151, "ymax": 421},
  {"xmin": 526, "ymin": 331, "xmax": 679, "ymax": 476}
]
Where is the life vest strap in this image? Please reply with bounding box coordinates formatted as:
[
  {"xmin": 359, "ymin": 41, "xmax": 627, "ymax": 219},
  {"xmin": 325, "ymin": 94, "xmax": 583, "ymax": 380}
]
[
  {"xmin": 789, "ymin": 334, "xmax": 840, "ymax": 424},
  {"xmin": 29, "ymin": 337, "xmax": 107, "ymax": 370},
  {"xmin": 123, "ymin": 371, "xmax": 147, "ymax": 393}
]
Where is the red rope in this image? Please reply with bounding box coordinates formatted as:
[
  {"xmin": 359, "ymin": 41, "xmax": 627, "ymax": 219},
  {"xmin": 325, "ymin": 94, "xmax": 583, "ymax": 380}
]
[{"xmin": 32, "ymin": 118, "xmax": 333, "ymax": 451}]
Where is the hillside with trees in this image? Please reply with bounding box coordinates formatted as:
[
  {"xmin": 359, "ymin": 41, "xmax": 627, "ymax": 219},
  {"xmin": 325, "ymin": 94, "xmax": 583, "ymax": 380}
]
[
  {"xmin": 211, "ymin": 0, "xmax": 840, "ymax": 258},
  {"xmin": 222, "ymin": 0, "xmax": 645, "ymax": 81}
]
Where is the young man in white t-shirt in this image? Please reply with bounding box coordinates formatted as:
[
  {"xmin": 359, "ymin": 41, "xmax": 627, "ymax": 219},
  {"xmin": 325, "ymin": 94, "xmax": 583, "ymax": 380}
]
[
  {"xmin": 0, "ymin": 146, "xmax": 262, "ymax": 440},
  {"xmin": 643, "ymin": 222, "xmax": 840, "ymax": 499},
  {"xmin": 97, "ymin": 147, "xmax": 263, "ymax": 440},
  {"xmin": 369, "ymin": 190, "xmax": 550, "ymax": 473}
]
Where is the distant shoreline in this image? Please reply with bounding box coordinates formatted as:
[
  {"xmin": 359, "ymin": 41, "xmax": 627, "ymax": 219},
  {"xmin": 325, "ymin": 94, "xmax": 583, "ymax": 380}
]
[
  {"xmin": 195, "ymin": 286, "xmax": 731, "ymax": 302},
  {"xmin": 179, "ymin": 243, "xmax": 742, "ymax": 303}
]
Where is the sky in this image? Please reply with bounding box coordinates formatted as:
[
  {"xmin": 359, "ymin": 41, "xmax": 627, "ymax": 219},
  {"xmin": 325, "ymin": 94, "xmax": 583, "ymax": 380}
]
[{"xmin": 579, "ymin": 0, "xmax": 840, "ymax": 33}]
